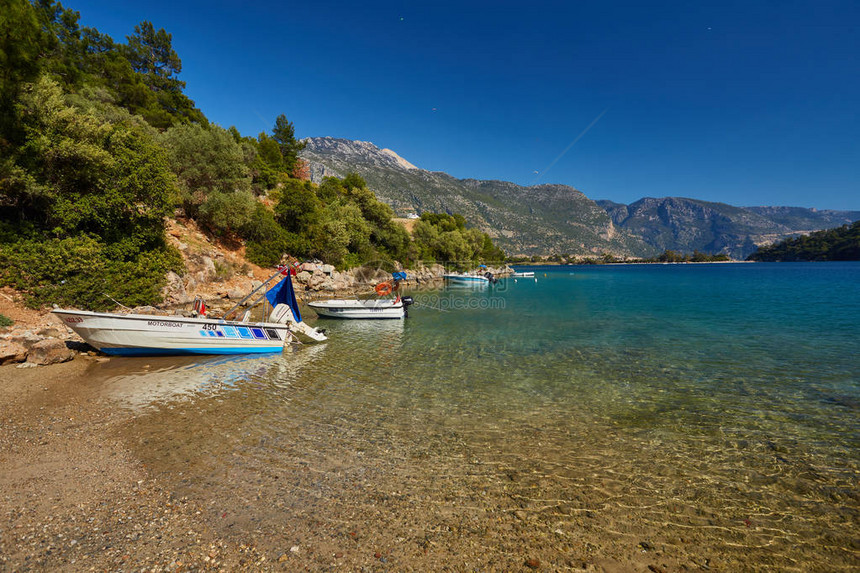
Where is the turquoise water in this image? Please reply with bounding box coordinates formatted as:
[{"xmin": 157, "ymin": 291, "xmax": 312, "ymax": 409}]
[{"xmin": 104, "ymin": 263, "xmax": 859, "ymax": 570}]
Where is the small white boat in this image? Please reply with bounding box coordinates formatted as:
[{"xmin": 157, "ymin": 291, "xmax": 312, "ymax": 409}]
[
  {"xmin": 309, "ymin": 274, "xmax": 414, "ymax": 320},
  {"xmin": 443, "ymin": 273, "xmax": 493, "ymax": 286},
  {"xmin": 54, "ymin": 270, "xmax": 326, "ymax": 356},
  {"xmin": 511, "ymin": 271, "xmax": 535, "ymax": 277},
  {"xmin": 308, "ymin": 298, "xmax": 409, "ymax": 319}
]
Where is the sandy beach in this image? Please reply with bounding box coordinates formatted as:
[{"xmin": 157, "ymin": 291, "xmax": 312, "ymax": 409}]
[{"xmin": 0, "ymin": 358, "xmax": 282, "ymax": 571}]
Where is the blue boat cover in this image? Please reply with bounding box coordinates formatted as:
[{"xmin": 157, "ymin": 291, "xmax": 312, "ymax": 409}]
[
  {"xmin": 265, "ymin": 275, "xmax": 302, "ymax": 322},
  {"xmin": 392, "ymin": 271, "xmax": 408, "ymax": 281}
]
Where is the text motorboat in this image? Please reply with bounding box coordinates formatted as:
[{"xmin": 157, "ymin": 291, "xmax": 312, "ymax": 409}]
[{"xmin": 53, "ymin": 268, "xmax": 326, "ymax": 356}]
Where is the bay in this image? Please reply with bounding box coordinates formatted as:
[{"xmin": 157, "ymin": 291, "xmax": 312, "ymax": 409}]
[{"xmin": 100, "ymin": 263, "xmax": 860, "ymax": 570}]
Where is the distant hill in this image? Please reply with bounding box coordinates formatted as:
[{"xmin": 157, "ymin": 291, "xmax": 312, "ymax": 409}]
[
  {"xmin": 598, "ymin": 198, "xmax": 860, "ymax": 259},
  {"xmin": 301, "ymin": 137, "xmax": 652, "ymax": 257},
  {"xmin": 301, "ymin": 137, "xmax": 860, "ymax": 258},
  {"xmin": 744, "ymin": 206, "xmax": 860, "ymax": 230}
]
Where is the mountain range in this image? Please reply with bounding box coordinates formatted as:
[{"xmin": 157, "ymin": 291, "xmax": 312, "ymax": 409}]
[{"xmin": 300, "ymin": 137, "xmax": 860, "ymax": 259}]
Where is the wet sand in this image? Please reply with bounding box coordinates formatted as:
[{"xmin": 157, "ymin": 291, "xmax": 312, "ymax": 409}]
[{"xmin": 2, "ymin": 358, "xmax": 856, "ymax": 572}]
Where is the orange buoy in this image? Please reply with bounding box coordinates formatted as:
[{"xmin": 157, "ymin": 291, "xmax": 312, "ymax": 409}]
[{"xmin": 375, "ymin": 282, "xmax": 393, "ymax": 296}]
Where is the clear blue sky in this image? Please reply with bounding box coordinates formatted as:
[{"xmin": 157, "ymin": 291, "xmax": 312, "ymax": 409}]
[{"xmin": 70, "ymin": 0, "xmax": 859, "ymax": 210}]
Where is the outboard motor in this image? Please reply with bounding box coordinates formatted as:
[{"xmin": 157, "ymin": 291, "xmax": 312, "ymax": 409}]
[
  {"xmin": 484, "ymin": 271, "xmax": 498, "ymax": 284},
  {"xmin": 401, "ymin": 295, "xmax": 414, "ymax": 318}
]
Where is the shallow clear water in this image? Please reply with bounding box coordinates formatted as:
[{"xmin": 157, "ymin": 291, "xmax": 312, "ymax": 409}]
[{"xmin": 100, "ymin": 263, "xmax": 860, "ymax": 570}]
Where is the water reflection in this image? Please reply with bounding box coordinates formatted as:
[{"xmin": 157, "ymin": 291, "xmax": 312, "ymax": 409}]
[{"xmin": 99, "ymin": 346, "xmax": 327, "ymax": 411}]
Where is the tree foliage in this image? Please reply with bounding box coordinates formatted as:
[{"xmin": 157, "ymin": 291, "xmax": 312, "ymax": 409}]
[
  {"xmin": 747, "ymin": 221, "xmax": 860, "ymax": 261},
  {"xmin": 0, "ymin": 0, "xmax": 505, "ymax": 309},
  {"xmin": 411, "ymin": 213, "xmax": 504, "ymax": 268},
  {"xmin": 271, "ymin": 114, "xmax": 305, "ymax": 174},
  {"xmin": 0, "ymin": 75, "xmax": 180, "ymax": 308},
  {"xmin": 158, "ymin": 123, "xmax": 251, "ymax": 224},
  {"xmin": 124, "ymin": 21, "xmax": 181, "ymax": 82},
  {"xmin": 258, "ymin": 173, "xmax": 413, "ymax": 268},
  {"xmin": 0, "ymin": 0, "xmax": 45, "ymax": 136},
  {"xmin": 8, "ymin": 76, "xmax": 174, "ymax": 248}
]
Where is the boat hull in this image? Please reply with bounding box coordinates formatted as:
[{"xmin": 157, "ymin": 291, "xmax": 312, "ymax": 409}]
[
  {"xmin": 54, "ymin": 310, "xmax": 293, "ymax": 355},
  {"xmin": 308, "ymin": 299, "xmax": 405, "ymax": 319},
  {"xmin": 443, "ymin": 274, "xmax": 490, "ymax": 287}
]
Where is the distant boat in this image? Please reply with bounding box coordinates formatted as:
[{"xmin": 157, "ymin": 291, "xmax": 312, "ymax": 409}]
[
  {"xmin": 443, "ymin": 271, "xmax": 497, "ymax": 286},
  {"xmin": 511, "ymin": 271, "xmax": 535, "ymax": 277},
  {"xmin": 53, "ymin": 268, "xmax": 326, "ymax": 356}
]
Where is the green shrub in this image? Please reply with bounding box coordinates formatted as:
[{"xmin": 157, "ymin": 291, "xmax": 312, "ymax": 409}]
[
  {"xmin": 0, "ymin": 314, "xmax": 13, "ymax": 328},
  {"xmin": 0, "ymin": 236, "xmax": 183, "ymax": 309},
  {"xmin": 198, "ymin": 189, "xmax": 257, "ymax": 235}
]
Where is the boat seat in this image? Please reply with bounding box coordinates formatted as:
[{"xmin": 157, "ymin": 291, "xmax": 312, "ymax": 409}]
[{"xmin": 241, "ymin": 310, "xmax": 252, "ymax": 322}]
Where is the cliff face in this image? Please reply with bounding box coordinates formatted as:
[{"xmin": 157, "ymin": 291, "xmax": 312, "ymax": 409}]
[{"xmin": 302, "ymin": 137, "xmax": 860, "ymax": 258}]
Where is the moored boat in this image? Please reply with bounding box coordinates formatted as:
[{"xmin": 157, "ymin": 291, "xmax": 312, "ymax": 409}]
[
  {"xmin": 52, "ymin": 310, "xmax": 300, "ymax": 355},
  {"xmin": 308, "ymin": 273, "xmax": 414, "ymax": 319},
  {"xmin": 308, "ymin": 298, "xmax": 410, "ymax": 319},
  {"xmin": 54, "ymin": 268, "xmax": 326, "ymax": 356},
  {"xmin": 443, "ymin": 271, "xmax": 498, "ymax": 286}
]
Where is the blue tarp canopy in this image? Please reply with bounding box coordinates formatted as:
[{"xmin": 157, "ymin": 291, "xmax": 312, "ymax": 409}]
[
  {"xmin": 392, "ymin": 271, "xmax": 408, "ymax": 281},
  {"xmin": 265, "ymin": 275, "xmax": 302, "ymax": 322}
]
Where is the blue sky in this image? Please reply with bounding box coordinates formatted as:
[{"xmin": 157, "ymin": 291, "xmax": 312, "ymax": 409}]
[{"xmin": 70, "ymin": 0, "xmax": 859, "ymax": 210}]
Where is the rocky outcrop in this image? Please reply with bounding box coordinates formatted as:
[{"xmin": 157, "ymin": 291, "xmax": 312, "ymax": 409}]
[
  {"xmin": 26, "ymin": 339, "xmax": 75, "ymax": 365},
  {"xmin": 0, "ymin": 339, "xmax": 27, "ymax": 365},
  {"xmin": 0, "ymin": 324, "xmax": 83, "ymax": 366},
  {"xmin": 291, "ymin": 263, "xmax": 446, "ymax": 294}
]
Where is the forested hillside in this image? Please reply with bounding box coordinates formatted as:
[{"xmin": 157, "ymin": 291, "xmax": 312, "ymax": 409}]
[
  {"xmin": 0, "ymin": 0, "xmax": 503, "ymax": 310},
  {"xmin": 747, "ymin": 221, "xmax": 860, "ymax": 261}
]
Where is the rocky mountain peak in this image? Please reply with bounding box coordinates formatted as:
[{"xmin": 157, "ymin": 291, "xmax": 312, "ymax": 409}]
[{"xmin": 302, "ymin": 137, "xmax": 420, "ymax": 172}]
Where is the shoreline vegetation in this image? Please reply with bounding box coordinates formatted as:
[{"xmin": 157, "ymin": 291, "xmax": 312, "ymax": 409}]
[{"xmin": 746, "ymin": 220, "xmax": 860, "ymax": 262}]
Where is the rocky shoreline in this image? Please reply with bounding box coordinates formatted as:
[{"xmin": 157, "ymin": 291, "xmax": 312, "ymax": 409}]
[{"xmin": 0, "ymin": 262, "xmax": 509, "ymax": 367}]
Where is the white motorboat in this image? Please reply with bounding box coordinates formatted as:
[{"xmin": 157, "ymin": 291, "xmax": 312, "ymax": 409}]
[
  {"xmin": 308, "ymin": 274, "xmax": 414, "ymax": 319},
  {"xmin": 308, "ymin": 297, "xmax": 410, "ymax": 319},
  {"xmin": 54, "ymin": 269, "xmax": 326, "ymax": 356},
  {"xmin": 443, "ymin": 273, "xmax": 488, "ymax": 285},
  {"xmin": 511, "ymin": 271, "xmax": 535, "ymax": 277},
  {"xmin": 443, "ymin": 270, "xmax": 498, "ymax": 286}
]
